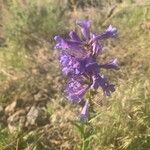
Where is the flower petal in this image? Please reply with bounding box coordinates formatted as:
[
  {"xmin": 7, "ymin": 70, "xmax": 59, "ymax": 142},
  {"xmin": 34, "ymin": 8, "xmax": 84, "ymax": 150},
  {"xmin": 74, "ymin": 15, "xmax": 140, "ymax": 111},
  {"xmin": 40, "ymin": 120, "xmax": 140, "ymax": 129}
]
[
  {"xmin": 91, "ymin": 25, "xmax": 117, "ymax": 42},
  {"xmin": 54, "ymin": 35, "xmax": 82, "ymax": 52},
  {"xmin": 77, "ymin": 20, "xmax": 91, "ymax": 40},
  {"xmin": 59, "ymin": 52, "xmax": 85, "ymax": 76},
  {"xmin": 54, "ymin": 36, "xmax": 68, "ymax": 49},
  {"xmin": 100, "ymin": 59, "xmax": 119, "ymax": 70},
  {"xmin": 69, "ymin": 31, "xmax": 81, "ymax": 41},
  {"xmin": 65, "ymin": 78, "xmax": 89, "ymax": 103},
  {"xmin": 106, "ymin": 25, "xmax": 117, "ymax": 37},
  {"xmin": 91, "ymin": 33, "xmax": 102, "ymax": 56},
  {"xmin": 91, "ymin": 75, "xmax": 115, "ymax": 96}
]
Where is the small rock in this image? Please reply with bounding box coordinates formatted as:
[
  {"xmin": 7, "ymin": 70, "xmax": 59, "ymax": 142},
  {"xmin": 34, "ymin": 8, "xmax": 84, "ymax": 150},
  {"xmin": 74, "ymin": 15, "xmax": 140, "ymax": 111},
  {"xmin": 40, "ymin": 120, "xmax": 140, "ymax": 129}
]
[
  {"xmin": 26, "ymin": 106, "xmax": 39, "ymax": 126},
  {"xmin": 23, "ymin": 130, "xmax": 36, "ymax": 141},
  {"xmin": 34, "ymin": 92, "xmax": 47, "ymax": 103},
  {"xmin": 5, "ymin": 100, "xmax": 19, "ymax": 115},
  {"xmin": 19, "ymin": 116, "xmax": 26, "ymax": 131},
  {"xmin": 0, "ymin": 106, "xmax": 7, "ymax": 127},
  {"xmin": 34, "ymin": 92, "xmax": 48, "ymax": 107},
  {"xmin": 8, "ymin": 124, "xmax": 17, "ymax": 133},
  {"xmin": 34, "ymin": 92, "xmax": 42, "ymax": 101},
  {"xmin": 25, "ymin": 106, "xmax": 49, "ymax": 128},
  {"xmin": 25, "ymin": 106, "xmax": 31, "ymax": 112},
  {"xmin": 36, "ymin": 107, "xmax": 50, "ymax": 126},
  {"xmin": 0, "ymin": 105, "xmax": 4, "ymax": 117},
  {"xmin": 7, "ymin": 109, "xmax": 26, "ymax": 133},
  {"xmin": 21, "ymin": 93, "xmax": 34, "ymax": 106},
  {"xmin": 7, "ymin": 109, "xmax": 26, "ymax": 124},
  {"xmin": 0, "ymin": 115, "xmax": 7, "ymax": 126}
]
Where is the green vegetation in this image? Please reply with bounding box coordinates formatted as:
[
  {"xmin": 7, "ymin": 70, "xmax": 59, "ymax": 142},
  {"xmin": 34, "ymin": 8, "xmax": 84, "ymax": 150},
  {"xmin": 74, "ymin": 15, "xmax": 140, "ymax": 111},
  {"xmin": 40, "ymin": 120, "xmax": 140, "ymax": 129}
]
[{"xmin": 0, "ymin": 0, "xmax": 150, "ymax": 149}]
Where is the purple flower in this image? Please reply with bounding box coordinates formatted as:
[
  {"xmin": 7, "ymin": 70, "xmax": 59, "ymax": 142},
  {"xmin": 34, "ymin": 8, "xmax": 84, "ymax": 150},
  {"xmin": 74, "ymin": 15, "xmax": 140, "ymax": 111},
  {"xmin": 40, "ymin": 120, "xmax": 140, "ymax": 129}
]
[
  {"xmin": 65, "ymin": 77, "xmax": 89, "ymax": 103},
  {"xmin": 69, "ymin": 31, "xmax": 81, "ymax": 41},
  {"xmin": 54, "ymin": 20, "xmax": 119, "ymax": 121},
  {"xmin": 59, "ymin": 52, "xmax": 84, "ymax": 76},
  {"xmin": 90, "ymin": 25, "xmax": 117, "ymax": 43},
  {"xmin": 91, "ymin": 75, "xmax": 115, "ymax": 96},
  {"xmin": 99, "ymin": 59, "xmax": 119, "ymax": 70},
  {"xmin": 77, "ymin": 20, "xmax": 91, "ymax": 40}
]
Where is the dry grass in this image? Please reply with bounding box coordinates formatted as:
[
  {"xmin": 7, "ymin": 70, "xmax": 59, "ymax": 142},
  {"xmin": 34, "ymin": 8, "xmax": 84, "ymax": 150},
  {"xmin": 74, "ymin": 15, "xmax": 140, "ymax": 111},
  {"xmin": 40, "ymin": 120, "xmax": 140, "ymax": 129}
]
[{"xmin": 0, "ymin": 0, "xmax": 150, "ymax": 149}]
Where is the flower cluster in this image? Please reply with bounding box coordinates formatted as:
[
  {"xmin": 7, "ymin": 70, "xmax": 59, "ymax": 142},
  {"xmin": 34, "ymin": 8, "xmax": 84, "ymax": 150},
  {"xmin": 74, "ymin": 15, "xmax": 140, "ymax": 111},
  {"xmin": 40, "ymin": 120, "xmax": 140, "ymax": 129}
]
[{"xmin": 54, "ymin": 20, "xmax": 118, "ymax": 121}]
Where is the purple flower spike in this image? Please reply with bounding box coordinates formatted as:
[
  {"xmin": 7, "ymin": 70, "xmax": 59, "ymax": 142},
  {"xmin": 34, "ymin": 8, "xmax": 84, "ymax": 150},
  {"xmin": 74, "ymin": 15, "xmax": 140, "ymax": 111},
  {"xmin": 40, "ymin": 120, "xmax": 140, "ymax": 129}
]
[
  {"xmin": 80, "ymin": 101, "xmax": 89, "ymax": 122},
  {"xmin": 54, "ymin": 20, "xmax": 119, "ymax": 121}
]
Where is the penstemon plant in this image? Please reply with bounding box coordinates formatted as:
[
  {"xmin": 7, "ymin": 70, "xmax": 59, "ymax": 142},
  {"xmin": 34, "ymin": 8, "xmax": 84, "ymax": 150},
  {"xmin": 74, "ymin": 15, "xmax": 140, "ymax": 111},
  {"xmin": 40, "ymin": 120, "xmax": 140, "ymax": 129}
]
[{"xmin": 54, "ymin": 20, "xmax": 119, "ymax": 122}]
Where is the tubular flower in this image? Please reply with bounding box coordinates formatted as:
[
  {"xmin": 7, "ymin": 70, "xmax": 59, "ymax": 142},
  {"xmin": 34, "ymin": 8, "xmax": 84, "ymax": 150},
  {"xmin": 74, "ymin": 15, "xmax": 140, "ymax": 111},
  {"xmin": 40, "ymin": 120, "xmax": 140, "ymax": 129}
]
[
  {"xmin": 80, "ymin": 101, "xmax": 89, "ymax": 122},
  {"xmin": 54, "ymin": 20, "xmax": 118, "ymax": 121},
  {"xmin": 65, "ymin": 77, "xmax": 90, "ymax": 103}
]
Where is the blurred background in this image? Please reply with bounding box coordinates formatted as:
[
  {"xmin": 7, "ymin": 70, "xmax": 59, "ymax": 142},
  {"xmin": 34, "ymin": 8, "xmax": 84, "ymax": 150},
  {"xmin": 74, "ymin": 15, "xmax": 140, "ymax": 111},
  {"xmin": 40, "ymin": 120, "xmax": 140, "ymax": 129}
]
[{"xmin": 0, "ymin": 0, "xmax": 150, "ymax": 149}]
